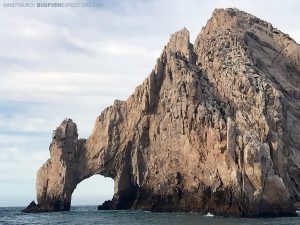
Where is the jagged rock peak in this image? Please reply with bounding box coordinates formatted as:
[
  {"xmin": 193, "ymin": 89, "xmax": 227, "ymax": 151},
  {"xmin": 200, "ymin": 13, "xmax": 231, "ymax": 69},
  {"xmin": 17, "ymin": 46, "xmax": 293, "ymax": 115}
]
[
  {"xmin": 209, "ymin": 8, "xmax": 273, "ymax": 30},
  {"xmin": 166, "ymin": 27, "xmax": 193, "ymax": 58},
  {"xmin": 52, "ymin": 118, "xmax": 78, "ymax": 140},
  {"xmin": 202, "ymin": 8, "xmax": 297, "ymax": 44}
]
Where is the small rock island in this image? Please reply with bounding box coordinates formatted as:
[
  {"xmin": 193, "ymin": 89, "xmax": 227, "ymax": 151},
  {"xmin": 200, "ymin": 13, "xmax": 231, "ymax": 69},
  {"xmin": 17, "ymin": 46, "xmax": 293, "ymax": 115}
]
[{"xmin": 23, "ymin": 8, "xmax": 300, "ymax": 217}]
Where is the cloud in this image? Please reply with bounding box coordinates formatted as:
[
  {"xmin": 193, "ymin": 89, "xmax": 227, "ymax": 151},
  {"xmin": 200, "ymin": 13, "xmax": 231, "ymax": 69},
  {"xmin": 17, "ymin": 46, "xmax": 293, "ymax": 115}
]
[
  {"xmin": 0, "ymin": 71, "xmax": 132, "ymax": 100},
  {"xmin": 100, "ymin": 41, "xmax": 161, "ymax": 57},
  {"xmin": 0, "ymin": 70, "xmax": 147, "ymax": 137},
  {"xmin": 0, "ymin": 146, "xmax": 48, "ymax": 181}
]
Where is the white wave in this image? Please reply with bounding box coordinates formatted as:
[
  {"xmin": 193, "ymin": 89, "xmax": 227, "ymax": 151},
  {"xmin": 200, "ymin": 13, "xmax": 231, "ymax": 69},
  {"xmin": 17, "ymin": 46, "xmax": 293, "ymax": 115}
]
[{"xmin": 204, "ymin": 212, "xmax": 214, "ymax": 217}]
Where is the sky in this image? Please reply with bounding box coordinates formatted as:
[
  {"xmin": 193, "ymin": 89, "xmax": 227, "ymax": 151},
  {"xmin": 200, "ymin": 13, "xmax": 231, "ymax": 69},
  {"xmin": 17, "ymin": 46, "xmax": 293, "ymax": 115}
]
[{"xmin": 0, "ymin": 0, "xmax": 299, "ymax": 207}]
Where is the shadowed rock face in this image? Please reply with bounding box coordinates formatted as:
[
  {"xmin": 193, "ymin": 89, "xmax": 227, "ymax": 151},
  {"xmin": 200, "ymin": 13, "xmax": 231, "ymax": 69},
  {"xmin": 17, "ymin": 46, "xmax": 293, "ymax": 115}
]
[{"xmin": 23, "ymin": 8, "xmax": 300, "ymax": 217}]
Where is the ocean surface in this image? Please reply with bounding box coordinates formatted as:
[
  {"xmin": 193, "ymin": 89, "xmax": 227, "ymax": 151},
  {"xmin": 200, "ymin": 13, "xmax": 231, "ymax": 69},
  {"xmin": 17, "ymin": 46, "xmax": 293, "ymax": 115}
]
[{"xmin": 1, "ymin": 206, "xmax": 300, "ymax": 225}]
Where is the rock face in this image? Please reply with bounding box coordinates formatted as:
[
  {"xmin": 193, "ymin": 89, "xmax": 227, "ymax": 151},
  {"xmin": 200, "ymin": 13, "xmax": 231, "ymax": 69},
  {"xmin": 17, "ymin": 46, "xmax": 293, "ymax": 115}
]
[{"xmin": 23, "ymin": 8, "xmax": 300, "ymax": 217}]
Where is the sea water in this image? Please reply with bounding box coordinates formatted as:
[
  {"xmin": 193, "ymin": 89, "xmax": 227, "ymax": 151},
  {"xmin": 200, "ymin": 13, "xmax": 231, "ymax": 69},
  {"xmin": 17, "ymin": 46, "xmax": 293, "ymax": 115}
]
[{"xmin": 1, "ymin": 206, "xmax": 300, "ymax": 225}]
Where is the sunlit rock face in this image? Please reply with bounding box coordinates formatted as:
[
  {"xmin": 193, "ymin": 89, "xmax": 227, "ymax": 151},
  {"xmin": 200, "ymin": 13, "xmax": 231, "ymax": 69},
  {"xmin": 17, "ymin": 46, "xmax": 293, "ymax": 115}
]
[{"xmin": 23, "ymin": 8, "xmax": 300, "ymax": 217}]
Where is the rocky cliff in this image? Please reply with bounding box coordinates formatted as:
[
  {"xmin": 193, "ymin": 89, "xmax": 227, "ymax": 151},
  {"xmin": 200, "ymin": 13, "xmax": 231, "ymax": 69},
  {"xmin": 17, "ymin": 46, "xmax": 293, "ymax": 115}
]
[{"xmin": 23, "ymin": 8, "xmax": 300, "ymax": 217}]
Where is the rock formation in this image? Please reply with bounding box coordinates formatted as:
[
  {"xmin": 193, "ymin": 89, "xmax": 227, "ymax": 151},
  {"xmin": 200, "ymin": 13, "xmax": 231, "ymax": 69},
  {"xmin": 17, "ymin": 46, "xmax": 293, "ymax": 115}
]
[{"xmin": 23, "ymin": 8, "xmax": 300, "ymax": 217}]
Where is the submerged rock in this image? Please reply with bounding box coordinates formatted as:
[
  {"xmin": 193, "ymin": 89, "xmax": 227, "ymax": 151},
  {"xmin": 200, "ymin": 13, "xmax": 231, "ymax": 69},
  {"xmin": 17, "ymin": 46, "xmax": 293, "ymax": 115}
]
[{"xmin": 24, "ymin": 8, "xmax": 300, "ymax": 217}]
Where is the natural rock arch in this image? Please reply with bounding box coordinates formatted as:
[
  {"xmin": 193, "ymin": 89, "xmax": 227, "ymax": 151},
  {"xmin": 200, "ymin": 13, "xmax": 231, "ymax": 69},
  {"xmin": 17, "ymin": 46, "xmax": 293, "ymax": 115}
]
[
  {"xmin": 23, "ymin": 8, "xmax": 300, "ymax": 217},
  {"xmin": 34, "ymin": 119, "xmax": 136, "ymax": 212}
]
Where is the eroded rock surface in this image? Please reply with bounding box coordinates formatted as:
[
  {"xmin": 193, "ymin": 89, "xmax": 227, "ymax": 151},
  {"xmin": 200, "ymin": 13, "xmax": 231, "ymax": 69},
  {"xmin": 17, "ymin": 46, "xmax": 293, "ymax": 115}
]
[{"xmin": 23, "ymin": 8, "xmax": 300, "ymax": 217}]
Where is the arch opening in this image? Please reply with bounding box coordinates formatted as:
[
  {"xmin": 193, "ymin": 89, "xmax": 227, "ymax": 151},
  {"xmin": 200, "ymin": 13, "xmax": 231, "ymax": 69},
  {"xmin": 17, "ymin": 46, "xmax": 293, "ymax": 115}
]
[{"xmin": 71, "ymin": 175, "xmax": 114, "ymax": 208}]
